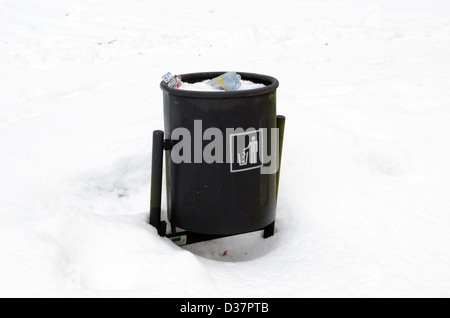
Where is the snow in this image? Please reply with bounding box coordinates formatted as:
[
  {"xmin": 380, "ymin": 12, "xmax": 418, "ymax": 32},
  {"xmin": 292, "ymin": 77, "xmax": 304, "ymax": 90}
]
[
  {"xmin": 1, "ymin": 0, "xmax": 450, "ymax": 297},
  {"xmin": 179, "ymin": 79, "xmax": 266, "ymax": 91}
]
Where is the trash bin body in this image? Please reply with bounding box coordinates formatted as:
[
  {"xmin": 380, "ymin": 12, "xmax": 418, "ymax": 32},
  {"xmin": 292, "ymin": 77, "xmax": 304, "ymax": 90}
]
[{"xmin": 161, "ymin": 72, "xmax": 279, "ymax": 236}]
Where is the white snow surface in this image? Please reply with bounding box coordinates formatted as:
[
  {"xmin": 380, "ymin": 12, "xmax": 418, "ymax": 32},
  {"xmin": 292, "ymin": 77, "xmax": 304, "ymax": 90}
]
[{"xmin": 1, "ymin": 0, "xmax": 450, "ymax": 297}]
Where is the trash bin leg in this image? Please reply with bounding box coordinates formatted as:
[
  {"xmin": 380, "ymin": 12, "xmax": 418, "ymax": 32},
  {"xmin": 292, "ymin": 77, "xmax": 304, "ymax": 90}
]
[
  {"xmin": 150, "ymin": 130, "xmax": 167, "ymax": 236},
  {"xmin": 263, "ymin": 221, "xmax": 275, "ymax": 239}
]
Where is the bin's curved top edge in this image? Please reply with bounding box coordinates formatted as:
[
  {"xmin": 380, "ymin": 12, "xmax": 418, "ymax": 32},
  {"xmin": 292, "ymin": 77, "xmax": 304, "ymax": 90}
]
[{"xmin": 160, "ymin": 72, "xmax": 279, "ymax": 99}]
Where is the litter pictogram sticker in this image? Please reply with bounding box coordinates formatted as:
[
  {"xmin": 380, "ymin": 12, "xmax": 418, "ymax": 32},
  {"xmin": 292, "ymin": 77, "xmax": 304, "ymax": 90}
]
[{"xmin": 230, "ymin": 129, "xmax": 263, "ymax": 173}]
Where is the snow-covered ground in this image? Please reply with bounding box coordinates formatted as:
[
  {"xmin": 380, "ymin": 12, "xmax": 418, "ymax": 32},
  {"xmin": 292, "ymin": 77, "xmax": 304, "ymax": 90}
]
[{"xmin": 1, "ymin": 0, "xmax": 450, "ymax": 297}]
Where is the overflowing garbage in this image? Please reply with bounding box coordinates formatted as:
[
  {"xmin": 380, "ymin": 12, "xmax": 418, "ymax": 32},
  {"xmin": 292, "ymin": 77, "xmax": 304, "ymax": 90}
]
[
  {"xmin": 162, "ymin": 72, "xmax": 266, "ymax": 91},
  {"xmin": 162, "ymin": 72, "xmax": 182, "ymax": 89},
  {"xmin": 207, "ymin": 72, "xmax": 242, "ymax": 91}
]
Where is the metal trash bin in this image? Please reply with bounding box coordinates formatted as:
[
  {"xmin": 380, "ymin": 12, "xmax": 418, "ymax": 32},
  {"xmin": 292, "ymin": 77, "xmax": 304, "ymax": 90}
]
[{"xmin": 150, "ymin": 72, "xmax": 285, "ymax": 245}]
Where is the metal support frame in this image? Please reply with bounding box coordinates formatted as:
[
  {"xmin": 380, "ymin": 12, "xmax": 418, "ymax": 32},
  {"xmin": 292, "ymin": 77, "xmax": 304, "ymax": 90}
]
[
  {"xmin": 149, "ymin": 116, "xmax": 285, "ymax": 246},
  {"xmin": 149, "ymin": 130, "xmax": 167, "ymax": 236}
]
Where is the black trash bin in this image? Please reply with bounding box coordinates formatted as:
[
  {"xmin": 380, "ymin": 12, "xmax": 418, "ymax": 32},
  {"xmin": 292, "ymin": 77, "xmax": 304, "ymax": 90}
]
[{"xmin": 150, "ymin": 72, "xmax": 285, "ymax": 245}]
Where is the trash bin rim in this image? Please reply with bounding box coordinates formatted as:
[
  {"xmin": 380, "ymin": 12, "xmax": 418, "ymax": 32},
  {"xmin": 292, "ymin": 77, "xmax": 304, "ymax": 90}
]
[{"xmin": 160, "ymin": 71, "xmax": 279, "ymax": 99}]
